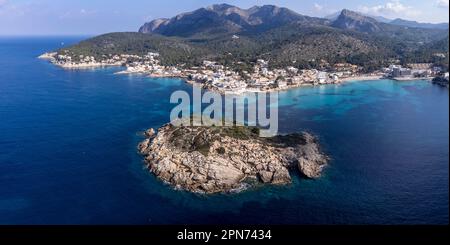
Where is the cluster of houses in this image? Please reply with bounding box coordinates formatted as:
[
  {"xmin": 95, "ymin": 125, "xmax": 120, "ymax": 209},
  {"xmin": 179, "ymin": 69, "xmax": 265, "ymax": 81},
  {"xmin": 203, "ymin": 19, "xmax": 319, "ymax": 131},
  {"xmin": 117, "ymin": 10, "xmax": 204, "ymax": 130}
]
[
  {"xmin": 42, "ymin": 51, "xmax": 157, "ymax": 69},
  {"xmin": 383, "ymin": 64, "xmax": 443, "ymax": 80},
  {"xmin": 121, "ymin": 55, "xmax": 353, "ymax": 93},
  {"xmin": 181, "ymin": 59, "xmax": 350, "ymax": 93},
  {"xmin": 119, "ymin": 53, "xmax": 184, "ymax": 76},
  {"xmin": 47, "ymin": 51, "xmax": 371, "ymax": 93},
  {"xmin": 186, "ymin": 61, "xmax": 247, "ymax": 93},
  {"xmin": 43, "ymin": 50, "xmax": 447, "ymax": 93}
]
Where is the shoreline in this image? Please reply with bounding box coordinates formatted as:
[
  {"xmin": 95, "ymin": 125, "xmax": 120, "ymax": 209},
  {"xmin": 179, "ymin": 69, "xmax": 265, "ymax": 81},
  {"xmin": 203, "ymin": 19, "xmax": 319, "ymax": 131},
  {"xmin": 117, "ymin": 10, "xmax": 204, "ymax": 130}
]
[
  {"xmin": 114, "ymin": 69, "xmax": 341, "ymax": 94},
  {"xmin": 138, "ymin": 123, "xmax": 328, "ymax": 194},
  {"xmin": 392, "ymin": 77, "xmax": 432, "ymax": 81},
  {"xmin": 57, "ymin": 63, "xmax": 122, "ymax": 69},
  {"xmin": 39, "ymin": 53, "xmax": 433, "ymax": 94},
  {"xmin": 339, "ymin": 75, "xmax": 383, "ymax": 82}
]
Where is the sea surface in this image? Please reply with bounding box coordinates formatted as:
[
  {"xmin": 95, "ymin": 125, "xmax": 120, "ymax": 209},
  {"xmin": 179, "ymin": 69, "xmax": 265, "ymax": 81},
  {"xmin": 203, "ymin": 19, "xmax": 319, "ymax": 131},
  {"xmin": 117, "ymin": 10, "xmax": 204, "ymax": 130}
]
[{"xmin": 0, "ymin": 37, "xmax": 448, "ymax": 224}]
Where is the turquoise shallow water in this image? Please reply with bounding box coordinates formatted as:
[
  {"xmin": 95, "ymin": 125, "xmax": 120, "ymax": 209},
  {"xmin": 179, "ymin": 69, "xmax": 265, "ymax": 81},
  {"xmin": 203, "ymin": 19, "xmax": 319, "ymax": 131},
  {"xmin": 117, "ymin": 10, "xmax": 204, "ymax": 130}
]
[{"xmin": 0, "ymin": 37, "xmax": 448, "ymax": 224}]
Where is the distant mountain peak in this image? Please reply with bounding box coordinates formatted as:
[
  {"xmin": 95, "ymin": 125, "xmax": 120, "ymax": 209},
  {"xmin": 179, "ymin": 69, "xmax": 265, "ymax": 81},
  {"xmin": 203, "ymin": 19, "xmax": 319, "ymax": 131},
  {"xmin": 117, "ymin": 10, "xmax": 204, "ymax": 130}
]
[
  {"xmin": 325, "ymin": 10, "xmax": 392, "ymax": 23},
  {"xmin": 340, "ymin": 9, "xmax": 376, "ymax": 21},
  {"xmin": 390, "ymin": 18, "xmax": 449, "ymax": 30},
  {"xmin": 332, "ymin": 9, "xmax": 382, "ymax": 33},
  {"xmin": 326, "ymin": 9, "xmax": 448, "ymax": 30},
  {"xmin": 138, "ymin": 4, "xmax": 448, "ymax": 39},
  {"xmin": 138, "ymin": 3, "xmax": 316, "ymax": 38},
  {"xmin": 257, "ymin": 4, "xmax": 280, "ymax": 10},
  {"xmin": 340, "ymin": 9, "xmax": 353, "ymax": 15},
  {"xmin": 206, "ymin": 3, "xmax": 235, "ymax": 11}
]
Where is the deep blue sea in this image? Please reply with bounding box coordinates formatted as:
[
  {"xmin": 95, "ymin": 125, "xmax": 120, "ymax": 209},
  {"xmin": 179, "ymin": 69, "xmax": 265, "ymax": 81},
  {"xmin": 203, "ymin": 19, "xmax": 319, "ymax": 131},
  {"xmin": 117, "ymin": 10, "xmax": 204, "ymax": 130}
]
[{"xmin": 0, "ymin": 37, "xmax": 448, "ymax": 224}]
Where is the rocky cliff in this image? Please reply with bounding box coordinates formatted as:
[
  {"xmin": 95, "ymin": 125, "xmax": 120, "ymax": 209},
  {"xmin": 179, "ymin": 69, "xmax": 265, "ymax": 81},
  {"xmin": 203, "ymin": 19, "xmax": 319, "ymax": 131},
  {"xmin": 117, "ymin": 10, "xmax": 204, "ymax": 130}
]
[
  {"xmin": 138, "ymin": 123, "xmax": 328, "ymax": 194},
  {"xmin": 331, "ymin": 9, "xmax": 383, "ymax": 33},
  {"xmin": 138, "ymin": 4, "xmax": 325, "ymax": 38}
]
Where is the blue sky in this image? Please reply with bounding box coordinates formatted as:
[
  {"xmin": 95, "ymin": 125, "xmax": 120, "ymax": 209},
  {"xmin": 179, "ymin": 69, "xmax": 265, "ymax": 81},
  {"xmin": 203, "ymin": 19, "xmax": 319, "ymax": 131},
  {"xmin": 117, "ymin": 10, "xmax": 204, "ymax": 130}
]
[{"xmin": 0, "ymin": 0, "xmax": 448, "ymax": 35}]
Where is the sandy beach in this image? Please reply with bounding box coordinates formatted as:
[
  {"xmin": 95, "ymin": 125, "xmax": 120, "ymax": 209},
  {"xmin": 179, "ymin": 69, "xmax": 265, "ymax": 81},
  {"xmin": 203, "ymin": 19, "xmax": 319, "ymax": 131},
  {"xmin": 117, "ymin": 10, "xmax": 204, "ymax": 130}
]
[{"xmin": 339, "ymin": 75, "xmax": 383, "ymax": 82}]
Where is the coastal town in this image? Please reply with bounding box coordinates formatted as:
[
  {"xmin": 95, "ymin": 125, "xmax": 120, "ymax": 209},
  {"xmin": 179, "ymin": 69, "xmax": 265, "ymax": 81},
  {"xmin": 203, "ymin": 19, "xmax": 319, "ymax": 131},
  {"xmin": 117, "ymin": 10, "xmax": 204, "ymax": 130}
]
[{"xmin": 40, "ymin": 51, "xmax": 449, "ymax": 93}]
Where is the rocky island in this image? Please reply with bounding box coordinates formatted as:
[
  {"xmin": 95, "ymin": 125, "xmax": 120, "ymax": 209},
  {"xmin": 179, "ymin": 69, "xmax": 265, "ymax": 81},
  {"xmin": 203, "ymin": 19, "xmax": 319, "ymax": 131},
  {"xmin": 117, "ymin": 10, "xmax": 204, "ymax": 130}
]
[{"xmin": 138, "ymin": 123, "xmax": 328, "ymax": 194}]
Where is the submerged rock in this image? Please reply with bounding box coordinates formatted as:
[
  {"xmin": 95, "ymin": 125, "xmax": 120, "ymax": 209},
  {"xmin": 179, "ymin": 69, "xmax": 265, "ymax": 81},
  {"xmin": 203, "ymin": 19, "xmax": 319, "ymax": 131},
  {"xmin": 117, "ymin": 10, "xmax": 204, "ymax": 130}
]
[
  {"xmin": 138, "ymin": 123, "xmax": 328, "ymax": 194},
  {"xmin": 144, "ymin": 128, "xmax": 156, "ymax": 137}
]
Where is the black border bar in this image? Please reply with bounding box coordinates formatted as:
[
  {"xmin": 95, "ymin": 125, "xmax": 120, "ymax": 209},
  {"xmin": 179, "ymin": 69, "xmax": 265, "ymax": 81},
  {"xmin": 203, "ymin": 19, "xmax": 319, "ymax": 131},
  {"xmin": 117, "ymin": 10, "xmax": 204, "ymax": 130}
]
[{"xmin": 0, "ymin": 225, "xmax": 448, "ymax": 243}]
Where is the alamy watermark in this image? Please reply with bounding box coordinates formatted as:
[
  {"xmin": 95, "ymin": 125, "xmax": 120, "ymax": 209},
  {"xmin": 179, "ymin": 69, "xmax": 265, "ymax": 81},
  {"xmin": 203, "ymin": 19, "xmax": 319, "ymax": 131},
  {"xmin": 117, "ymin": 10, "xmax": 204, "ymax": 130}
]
[{"xmin": 170, "ymin": 86, "xmax": 279, "ymax": 137}]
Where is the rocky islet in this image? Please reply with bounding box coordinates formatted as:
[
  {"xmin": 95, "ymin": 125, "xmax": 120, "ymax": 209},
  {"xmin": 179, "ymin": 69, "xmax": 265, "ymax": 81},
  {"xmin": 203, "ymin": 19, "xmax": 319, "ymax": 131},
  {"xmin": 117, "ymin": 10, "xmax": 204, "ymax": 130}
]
[{"xmin": 138, "ymin": 123, "xmax": 328, "ymax": 194}]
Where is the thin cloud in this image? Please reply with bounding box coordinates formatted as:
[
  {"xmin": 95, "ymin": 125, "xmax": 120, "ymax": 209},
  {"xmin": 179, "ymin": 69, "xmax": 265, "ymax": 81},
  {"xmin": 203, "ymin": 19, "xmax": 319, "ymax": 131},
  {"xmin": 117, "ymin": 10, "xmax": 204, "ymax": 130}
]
[
  {"xmin": 60, "ymin": 9, "xmax": 97, "ymax": 19},
  {"xmin": 312, "ymin": 2, "xmax": 336, "ymax": 15},
  {"xmin": 313, "ymin": 3, "xmax": 323, "ymax": 12},
  {"xmin": 358, "ymin": 0, "xmax": 420, "ymax": 18},
  {"xmin": 436, "ymin": 0, "xmax": 449, "ymax": 8}
]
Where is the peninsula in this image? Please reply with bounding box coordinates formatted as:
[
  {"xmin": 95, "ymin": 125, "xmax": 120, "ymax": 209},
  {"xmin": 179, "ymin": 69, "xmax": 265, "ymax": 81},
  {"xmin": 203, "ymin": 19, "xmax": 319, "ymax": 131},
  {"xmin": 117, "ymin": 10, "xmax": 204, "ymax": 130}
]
[
  {"xmin": 39, "ymin": 48, "xmax": 443, "ymax": 94},
  {"xmin": 39, "ymin": 5, "xmax": 448, "ymax": 93},
  {"xmin": 138, "ymin": 123, "xmax": 328, "ymax": 194}
]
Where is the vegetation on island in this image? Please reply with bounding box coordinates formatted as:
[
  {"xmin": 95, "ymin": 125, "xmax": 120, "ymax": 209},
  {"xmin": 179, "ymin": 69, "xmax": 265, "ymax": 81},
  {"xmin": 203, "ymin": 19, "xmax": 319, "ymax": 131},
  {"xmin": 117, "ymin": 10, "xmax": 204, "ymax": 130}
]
[{"xmin": 138, "ymin": 122, "xmax": 329, "ymax": 193}]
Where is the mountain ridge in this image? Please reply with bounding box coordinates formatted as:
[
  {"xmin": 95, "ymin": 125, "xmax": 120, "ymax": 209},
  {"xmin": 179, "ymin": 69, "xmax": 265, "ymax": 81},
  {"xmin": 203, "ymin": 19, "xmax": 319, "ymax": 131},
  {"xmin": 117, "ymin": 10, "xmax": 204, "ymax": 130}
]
[
  {"xmin": 390, "ymin": 18, "xmax": 449, "ymax": 30},
  {"xmin": 331, "ymin": 9, "xmax": 383, "ymax": 33},
  {"xmin": 139, "ymin": 5, "xmax": 448, "ymax": 38},
  {"xmin": 325, "ymin": 10, "xmax": 448, "ymax": 30},
  {"xmin": 55, "ymin": 4, "xmax": 448, "ymax": 73},
  {"xmin": 139, "ymin": 4, "xmax": 329, "ymax": 38}
]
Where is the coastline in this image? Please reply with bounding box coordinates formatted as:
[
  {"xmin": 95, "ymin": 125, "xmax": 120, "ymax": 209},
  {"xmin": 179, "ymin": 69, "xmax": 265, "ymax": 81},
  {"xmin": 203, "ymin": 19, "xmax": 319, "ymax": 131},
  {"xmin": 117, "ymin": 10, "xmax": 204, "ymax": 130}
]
[
  {"xmin": 138, "ymin": 123, "xmax": 328, "ymax": 194},
  {"xmin": 392, "ymin": 77, "xmax": 432, "ymax": 81},
  {"xmin": 112, "ymin": 66, "xmax": 343, "ymax": 95},
  {"xmin": 3, "ymin": 36, "xmax": 448, "ymax": 225},
  {"xmin": 339, "ymin": 75, "xmax": 383, "ymax": 82},
  {"xmin": 39, "ymin": 52, "xmax": 434, "ymax": 95},
  {"xmin": 39, "ymin": 54, "xmax": 124, "ymax": 69},
  {"xmin": 56, "ymin": 63, "xmax": 122, "ymax": 69}
]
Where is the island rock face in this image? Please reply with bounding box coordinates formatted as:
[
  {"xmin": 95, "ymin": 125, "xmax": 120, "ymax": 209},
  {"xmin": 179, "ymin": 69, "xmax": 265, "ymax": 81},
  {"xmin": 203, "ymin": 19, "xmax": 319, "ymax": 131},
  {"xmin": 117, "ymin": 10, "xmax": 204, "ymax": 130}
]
[{"xmin": 138, "ymin": 123, "xmax": 328, "ymax": 194}]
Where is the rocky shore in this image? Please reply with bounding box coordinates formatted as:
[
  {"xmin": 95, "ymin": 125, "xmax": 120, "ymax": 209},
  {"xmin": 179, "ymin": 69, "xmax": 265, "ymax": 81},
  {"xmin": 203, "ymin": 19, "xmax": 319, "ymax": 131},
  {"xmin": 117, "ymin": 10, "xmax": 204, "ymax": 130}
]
[
  {"xmin": 38, "ymin": 52, "xmax": 133, "ymax": 68},
  {"xmin": 138, "ymin": 123, "xmax": 328, "ymax": 194},
  {"xmin": 432, "ymin": 76, "xmax": 449, "ymax": 88},
  {"xmin": 39, "ymin": 51, "xmax": 392, "ymax": 95}
]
